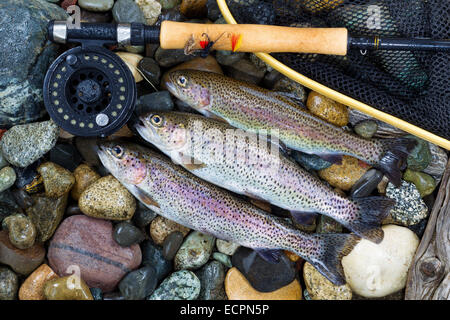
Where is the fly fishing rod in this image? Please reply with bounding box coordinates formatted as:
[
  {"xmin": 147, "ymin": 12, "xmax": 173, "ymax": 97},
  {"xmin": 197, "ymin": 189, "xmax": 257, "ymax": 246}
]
[
  {"xmin": 44, "ymin": 20, "xmax": 450, "ymax": 138},
  {"xmin": 49, "ymin": 20, "xmax": 450, "ymax": 55}
]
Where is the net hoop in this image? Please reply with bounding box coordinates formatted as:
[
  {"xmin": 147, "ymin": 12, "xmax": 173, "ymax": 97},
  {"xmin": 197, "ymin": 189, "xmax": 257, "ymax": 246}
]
[{"xmin": 216, "ymin": 0, "xmax": 450, "ymax": 150}]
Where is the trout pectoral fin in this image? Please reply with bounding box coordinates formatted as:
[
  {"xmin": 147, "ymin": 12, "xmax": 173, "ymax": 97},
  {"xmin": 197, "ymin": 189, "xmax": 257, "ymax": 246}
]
[
  {"xmin": 184, "ymin": 162, "xmax": 207, "ymax": 170},
  {"xmin": 317, "ymin": 153, "xmax": 343, "ymax": 165},
  {"xmin": 290, "ymin": 210, "xmax": 318, "ymax": 226},
  {"xmin": 130, "ymin": 185, "xmax": 160, "ymax": 208},
  {"xmin": 206, "ymin": 112, "xmax": 228, "ymax": 124},
  {"xmin": 254, "ymin": 248, "xmax": 283, "ymax": 264},
  {"xmin": 178, "ymin": 152, "xmax": 207, "ymax": 171},
  {"xmin": 266, "ymin": 136, "xmax": 290, "ymax": 156},
  {"xmin": 249, "ymin": 199, "xmax": 272, "ymax": 213},
  {"xmin": 243, "ymin": 191, "xmax": 272, "ymax": 213}
]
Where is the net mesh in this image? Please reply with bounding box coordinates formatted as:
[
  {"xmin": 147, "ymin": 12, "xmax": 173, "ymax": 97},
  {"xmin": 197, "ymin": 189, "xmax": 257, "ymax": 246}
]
[{"xmin": 226, "ymin": 0, "xmax": 450, "ymax": 139}]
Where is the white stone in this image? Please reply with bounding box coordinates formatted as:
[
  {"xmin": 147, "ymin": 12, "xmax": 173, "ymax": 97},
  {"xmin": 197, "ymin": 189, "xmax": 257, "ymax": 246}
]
[
  {"xmin": 115, "ymin": 52, "xmax": 144, "ymax": 82},
  {"xmin": 342, "ymin": 224, "xmax": 419, "ymax": 298},
  {"xmin": 135, "ymin": 0, "xmax": 161, "ymax": 25},
  {"xmin": 216, "ymin": 239, "xmax": 240, "ymax": 256}
]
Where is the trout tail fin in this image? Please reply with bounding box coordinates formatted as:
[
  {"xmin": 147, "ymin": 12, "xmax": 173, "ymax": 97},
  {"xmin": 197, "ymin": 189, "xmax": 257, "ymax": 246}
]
[
  {"xmin": 306, "ymin": 233, "xmax": 360, "ymax": 286},
  {"xmin": 348, "ymin": 196, "xmax": 395, "ymax": 243},
  {"xmin": 376, "ymin": 137, "xmax": 417, "ymax": 187}
]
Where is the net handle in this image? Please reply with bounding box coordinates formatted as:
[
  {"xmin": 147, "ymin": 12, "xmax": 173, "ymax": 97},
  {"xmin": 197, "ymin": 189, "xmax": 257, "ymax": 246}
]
[{"xmin": 217, "ymin": 0, "xmax": 450, "ymax": 150}]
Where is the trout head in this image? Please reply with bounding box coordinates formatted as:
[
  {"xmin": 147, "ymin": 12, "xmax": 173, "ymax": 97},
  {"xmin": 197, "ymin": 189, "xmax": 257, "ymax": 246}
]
[
  {"xmin": 164, "ymin": 70, "xmax": 213, "ymax": 112},
  {"xmin": 97, "ymin": 141, "xmax": 147, "ymax": 185},
  {"xmin": 136, "ymin": 111, "xmax": 190, "ymax": 153}
]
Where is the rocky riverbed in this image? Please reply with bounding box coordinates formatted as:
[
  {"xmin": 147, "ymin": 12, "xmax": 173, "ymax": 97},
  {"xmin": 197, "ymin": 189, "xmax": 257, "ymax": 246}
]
[{"xmin": 0, "ymin": 0, "xmax": 448, "ymax": 300}]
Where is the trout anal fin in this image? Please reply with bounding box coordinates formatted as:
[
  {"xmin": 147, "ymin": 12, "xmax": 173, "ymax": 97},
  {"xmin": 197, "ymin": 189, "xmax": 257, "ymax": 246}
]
[
  {"xmin": 317, "ymin": 153, "xmax": 343, "ymax": 165},
  {"xmin": 290, "ymin": 210, "xmax": 318, "ymax": 226},
  {"xmin": 254, "ymin": 248, "xmax": 283, "ymax": 264}
]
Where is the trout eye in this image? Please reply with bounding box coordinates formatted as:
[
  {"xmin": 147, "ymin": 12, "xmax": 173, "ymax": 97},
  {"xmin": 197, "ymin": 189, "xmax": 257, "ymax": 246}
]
[
  {"xmin": 151, "ymin": 114, "xmax": 164, "ymax": 127},
  {"xmin": 111, "ymin": 146, "xmax": 124, "ymax": 159},
  {"xmin": 177, "ymin": 75, "xmax": 187, "ymax": 87}
]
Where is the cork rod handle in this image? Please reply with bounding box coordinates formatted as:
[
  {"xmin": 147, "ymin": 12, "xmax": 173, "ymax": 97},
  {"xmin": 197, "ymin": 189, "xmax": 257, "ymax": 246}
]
[{"xmin": 160, "ymin": 21, "xmax": 348, "ymax": 55}]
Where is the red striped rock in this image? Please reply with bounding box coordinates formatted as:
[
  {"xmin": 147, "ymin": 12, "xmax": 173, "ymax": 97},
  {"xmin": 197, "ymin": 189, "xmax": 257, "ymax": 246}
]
[{"xmin": 48, "ymin": 215, "xmax": 142, "ymax": 292}]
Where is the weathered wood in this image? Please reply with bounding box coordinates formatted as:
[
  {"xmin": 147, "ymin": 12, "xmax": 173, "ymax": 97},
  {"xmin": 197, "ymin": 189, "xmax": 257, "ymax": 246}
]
[{"xmin": 405, "ymin": 159, "xmax": 450, "ymax": 300}]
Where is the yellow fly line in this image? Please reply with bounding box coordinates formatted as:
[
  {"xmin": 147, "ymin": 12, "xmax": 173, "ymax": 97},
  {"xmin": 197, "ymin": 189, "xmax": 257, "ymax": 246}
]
[{"xmin": 216, "ymin": 0, "xmax": 450, "ymax": 150}]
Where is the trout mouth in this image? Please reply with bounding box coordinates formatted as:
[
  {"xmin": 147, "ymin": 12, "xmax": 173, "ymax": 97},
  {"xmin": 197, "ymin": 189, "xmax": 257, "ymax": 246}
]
[
  {"xmin": 97, "ymin": 145, "xmax": 115, "ymax": 174},
  {"xmin": 135, "ymin": 118, "xmax": 166, "ymax": 151},
  {"xmin": 165, "ymin": 80, "xmax": 183, "ymax": 103}
]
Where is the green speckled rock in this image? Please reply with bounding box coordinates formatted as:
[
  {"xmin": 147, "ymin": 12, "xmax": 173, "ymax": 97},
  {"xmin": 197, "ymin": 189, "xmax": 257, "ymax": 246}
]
[
  {"xmin": 26, "ymin": 193, "xmax": 68, "ymax": 242},
  {"xmin": 135, "ymin": 0, "xmax": 162, "ymax": 25},
  {"xmin": 159, "ymin": 0, "xmax": 180, "ymax": 9},
  {"xmin": 148, "ymin": 270, "xmax": 200, "ymax": 300},
  {"xmin": 403, "ymin": 169, "xmax": 436, "ymax": 198},
  {"xmin": 0, "ymin": 0, "xmax": 67, "ymax": 126},
  {"xmin": 0, "ymin": 267, "xmax": 19, "ymax": 300},
  {"xmin": 0, "ymin": 167, "xmax": 16, "ymax": 193},
  {"xmin": 354, "ymin": 120, "xmax": 378, "ymax": 139},
  {"xmin": 174, "ymin": 231, "xmax": 215, "ymax": 270},
  {"xmin": 2, "ymin": 213, "xmax": 36, "ymax": 250},
  {"xmin": 384, "ymin": 181, "xmax": 428, "ymax": 226},
  {"xmin": 406, "ymin": 135, "xmax": 431, "ymax": 171},
  {"xmin": 212, "ymin": 252, "xmax": 232, "ymax": 268},
  {"xmin": 0, "ymin": 146, "xmax": 9, "ymax": 170},
  {"xmin": 0, "ymin": 120, "xmax": 59, "ymax": 168},
  {"xmin": 216, "ymin": 239, "xmax": 240, "ymax": 256}
]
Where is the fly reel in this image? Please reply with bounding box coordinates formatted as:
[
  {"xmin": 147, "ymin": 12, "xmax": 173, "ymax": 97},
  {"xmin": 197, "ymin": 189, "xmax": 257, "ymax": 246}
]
[{"xmin": 43, "ymin": 46, "xmax": 136, "ymax": 137}]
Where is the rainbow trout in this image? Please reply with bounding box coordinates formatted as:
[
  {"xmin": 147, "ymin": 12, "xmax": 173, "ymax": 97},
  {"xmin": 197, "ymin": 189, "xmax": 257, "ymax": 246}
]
[
  {"xmin": 98, "ymin": 141, "xmax": 359, "ymax": 285},
  {"xmin": 164, "ymin": 70, "xmax": 416, "ymax": 186},
  {"xmin": 136, "ymin": 111, "xmax": 394, "ymax": 243}
]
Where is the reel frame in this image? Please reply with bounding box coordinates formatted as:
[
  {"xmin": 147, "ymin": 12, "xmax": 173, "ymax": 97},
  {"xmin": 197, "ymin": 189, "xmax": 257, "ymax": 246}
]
[{"xmin": 43, "ymin": 45, "xmax": 136, "ymax": 137}]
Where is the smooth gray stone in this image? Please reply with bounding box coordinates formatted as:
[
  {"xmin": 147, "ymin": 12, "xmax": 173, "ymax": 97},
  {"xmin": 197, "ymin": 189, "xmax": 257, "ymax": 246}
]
[
  {"xmin": 0, "ymin": 0, "xmax": 67, "ymax": 126},
  {"xmin": 112, "ymin": 0, "xmax": 146, "ymax": 24}
]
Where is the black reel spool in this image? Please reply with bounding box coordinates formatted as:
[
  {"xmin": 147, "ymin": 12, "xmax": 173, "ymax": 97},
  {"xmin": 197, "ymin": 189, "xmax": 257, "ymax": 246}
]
[{"xmin": 44, "ymin": 46, "xmax": 136, "ymax": 137}]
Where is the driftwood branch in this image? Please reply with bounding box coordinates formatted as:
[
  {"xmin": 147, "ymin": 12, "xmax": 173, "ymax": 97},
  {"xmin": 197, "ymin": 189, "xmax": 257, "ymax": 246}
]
[{"xmin": 405, "ymin": 159, "xmax": 450, "ymax": 300}]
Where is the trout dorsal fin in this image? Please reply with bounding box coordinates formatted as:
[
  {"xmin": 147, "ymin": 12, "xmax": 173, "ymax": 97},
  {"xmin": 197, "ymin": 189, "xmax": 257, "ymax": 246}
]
[{"xmin": 270, "ymin": 91, "xmax": 306, "ymax": 108}]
